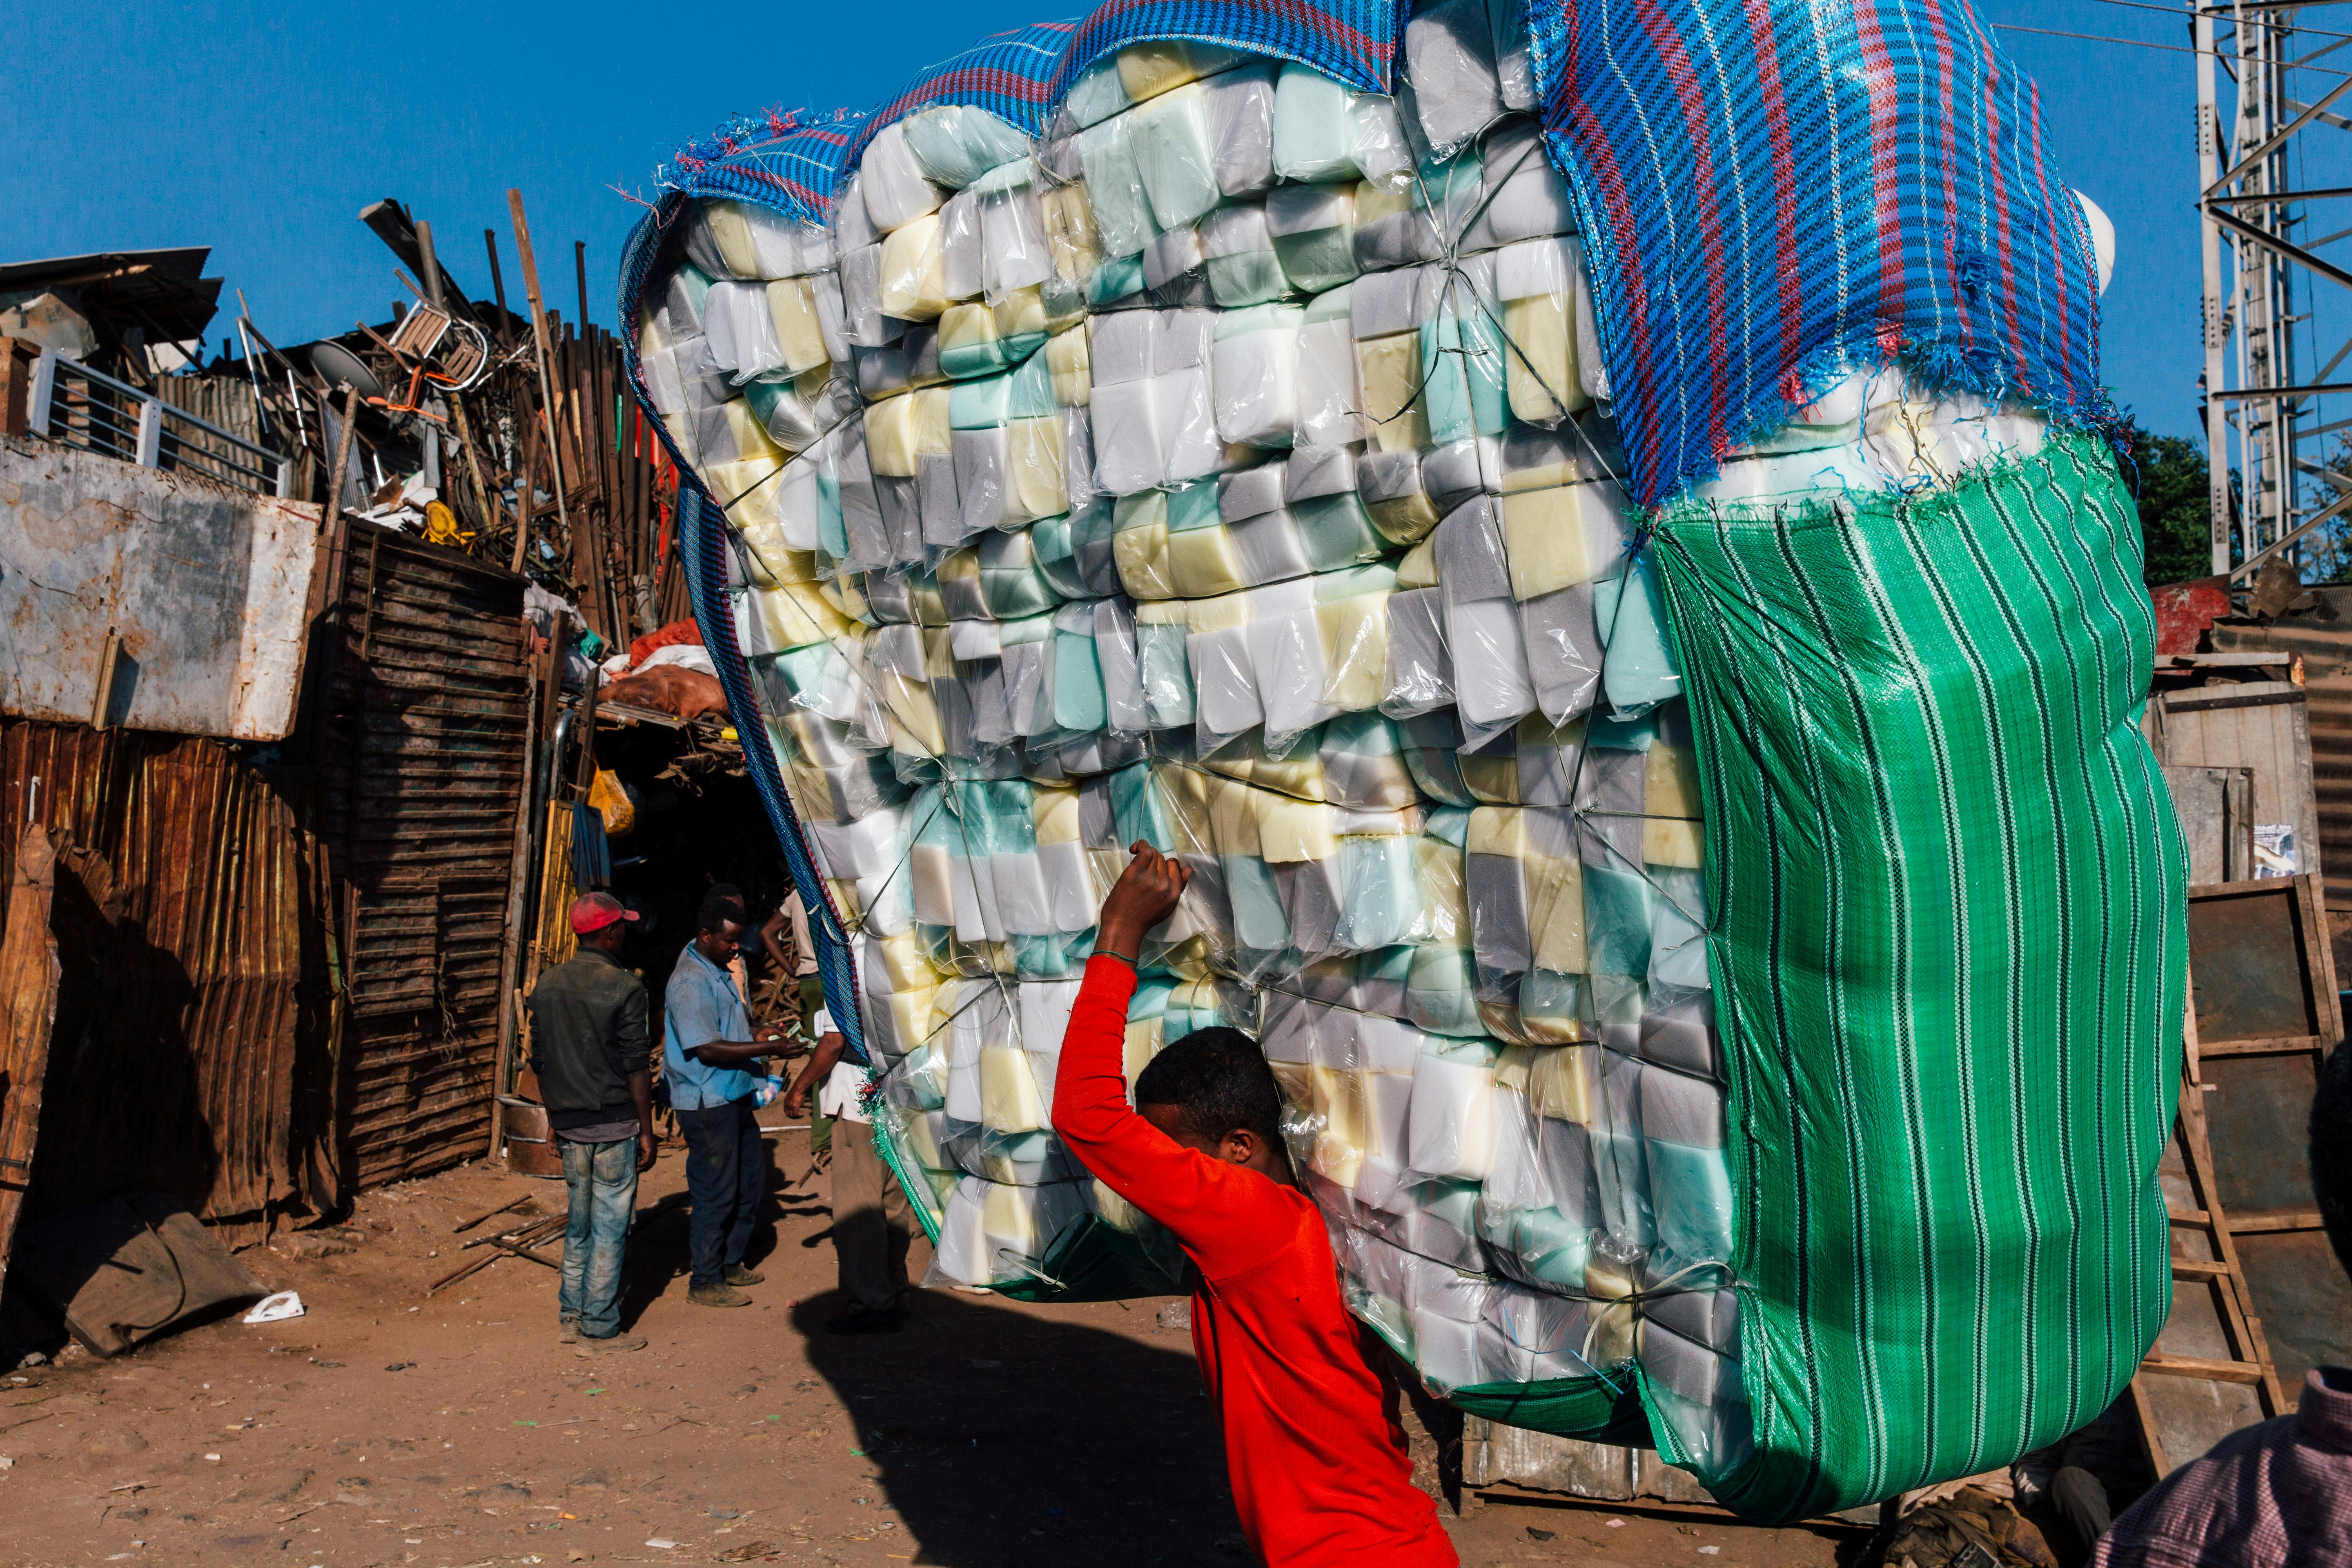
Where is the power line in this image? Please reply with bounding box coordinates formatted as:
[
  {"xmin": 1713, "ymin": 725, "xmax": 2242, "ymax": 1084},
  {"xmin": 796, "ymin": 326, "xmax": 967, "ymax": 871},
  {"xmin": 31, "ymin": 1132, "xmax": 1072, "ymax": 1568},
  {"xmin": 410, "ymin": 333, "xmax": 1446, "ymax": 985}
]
[
  {"xmin": 2085, "ymin": 0, "xmax": 2352, "ymax": 49},
  {"xmin": 1994, "ymin": 22, "xmax": 2352, "ymax": 79}
]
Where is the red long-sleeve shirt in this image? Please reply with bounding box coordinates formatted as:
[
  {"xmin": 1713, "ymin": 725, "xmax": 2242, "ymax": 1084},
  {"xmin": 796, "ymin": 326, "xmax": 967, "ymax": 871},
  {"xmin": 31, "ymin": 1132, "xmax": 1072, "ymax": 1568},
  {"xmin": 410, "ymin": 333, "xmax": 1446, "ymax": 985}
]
[{"xmin": 1051, "ymin": 956, "xmax": 1457, "ymax": 1568}]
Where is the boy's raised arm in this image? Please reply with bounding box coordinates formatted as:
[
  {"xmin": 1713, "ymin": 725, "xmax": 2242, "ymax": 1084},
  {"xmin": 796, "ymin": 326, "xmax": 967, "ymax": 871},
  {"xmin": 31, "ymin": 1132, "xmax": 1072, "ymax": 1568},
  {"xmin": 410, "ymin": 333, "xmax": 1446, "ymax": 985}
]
[{"xmin": 1051, "ymin": 845, "xmax": 1252, "ymax": 1250}]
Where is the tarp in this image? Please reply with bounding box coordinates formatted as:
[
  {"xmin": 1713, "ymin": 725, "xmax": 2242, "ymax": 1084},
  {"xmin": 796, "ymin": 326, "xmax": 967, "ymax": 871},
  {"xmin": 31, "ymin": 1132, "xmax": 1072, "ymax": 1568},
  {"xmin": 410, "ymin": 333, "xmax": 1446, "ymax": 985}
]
[
  {"xmin": 631, "ymin": 0, "xmax": 2103, "ymax": 505},
  {"xmin": 1645, "ymin": 431, "xmax": 2183, "ymax": 1514},
  {"xmin": 1528, "ymin": 0, "xmax": 2107, "ymax": 503}
]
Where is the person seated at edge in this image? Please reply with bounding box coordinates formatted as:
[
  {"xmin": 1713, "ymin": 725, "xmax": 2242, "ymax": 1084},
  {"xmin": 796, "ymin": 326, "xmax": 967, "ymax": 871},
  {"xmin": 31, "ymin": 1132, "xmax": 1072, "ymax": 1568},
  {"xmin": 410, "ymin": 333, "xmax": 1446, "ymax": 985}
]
[
  {"xmin": 2092, "ymin": 1037, "xmax": 2352, "ymax": 1566},
  {"xmin": 1050, "ymin": 842, "xmax": 1457, "ymax": 1568}
]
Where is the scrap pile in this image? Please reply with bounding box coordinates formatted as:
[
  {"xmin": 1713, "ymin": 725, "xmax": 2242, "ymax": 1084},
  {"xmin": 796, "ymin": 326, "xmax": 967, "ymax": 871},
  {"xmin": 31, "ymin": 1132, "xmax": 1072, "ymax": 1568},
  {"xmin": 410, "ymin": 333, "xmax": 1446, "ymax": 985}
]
[
  {"xmin": 621, "ymin": 0, "xmax": 2185, "ymax": 1521},
  {"xmin": 219, "ymin": 198, "xmax": 686, "ymax": 649}
]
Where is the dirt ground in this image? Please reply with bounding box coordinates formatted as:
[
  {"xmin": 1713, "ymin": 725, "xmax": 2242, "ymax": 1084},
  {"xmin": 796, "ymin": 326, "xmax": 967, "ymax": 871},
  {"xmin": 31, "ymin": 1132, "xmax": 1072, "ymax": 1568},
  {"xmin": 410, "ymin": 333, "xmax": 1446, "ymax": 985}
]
[{"xmin": 0, "ymin": 1116, "xmax": 1864, "ymax": 1568}]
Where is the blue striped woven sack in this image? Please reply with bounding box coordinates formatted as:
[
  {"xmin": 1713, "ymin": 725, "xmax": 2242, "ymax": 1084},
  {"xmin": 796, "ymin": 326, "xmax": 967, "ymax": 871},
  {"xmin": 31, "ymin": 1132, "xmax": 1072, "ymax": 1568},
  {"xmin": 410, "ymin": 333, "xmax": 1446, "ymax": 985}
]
[
  {"xmin": 1529, "ymin": 0, "xmax": 2108, "ymax": 504},
  {"xmin": 657, "ymin": 106, "xmax": 868, "ymax": 225}
]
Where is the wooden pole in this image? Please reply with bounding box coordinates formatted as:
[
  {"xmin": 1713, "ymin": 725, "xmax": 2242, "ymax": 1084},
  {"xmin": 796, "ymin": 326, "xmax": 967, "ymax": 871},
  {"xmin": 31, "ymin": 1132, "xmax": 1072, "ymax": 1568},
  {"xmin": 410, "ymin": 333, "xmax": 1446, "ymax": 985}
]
[
  {"xmin": 483, "ymin": 229, "xmax": 514, "ymax": 352},
  {"xmin": 506, "ymin": 191, "xmax": 573, "ymax": 572},
  {"xmin": 323, "ymin": 385, "xmax": 360, "ymax": 524},
  {"xmin": 574, "ymin": 241, "xmax": 591, "ymax": 333},
  {"xmin": 489, "ymin": 643, "xmax": 541, "ymax": 1157},
  {"xmin": 510, "ymin": 410, "xmax": 541, "ymax": 575}
]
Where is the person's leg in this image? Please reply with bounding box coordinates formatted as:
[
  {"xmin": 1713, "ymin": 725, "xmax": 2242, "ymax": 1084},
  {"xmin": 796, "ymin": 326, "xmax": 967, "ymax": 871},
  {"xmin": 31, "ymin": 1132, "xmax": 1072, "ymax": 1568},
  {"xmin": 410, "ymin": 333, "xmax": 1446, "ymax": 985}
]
[
  {"xmin": 579, "ymin": 1138, "xmax": 639, "ymax": 1339},
  {"xmin": 723, "ymin": 1096, "xmax": 763, "ymax": 1272},
  {"xmin": 558, "ymin": 1138, "xmax": 595, "ymax": 1333},
  {"xmin": 832, "ymin": 1118, "xmax": 891, "ymax": 1312},
  {"xmin": 2049, "ymin": 1466, "xmax": 2113, "ymax": 1548},
  {"xmin": 677, "ymin": 1104, "xmax": 734, "ymax": 1290}
]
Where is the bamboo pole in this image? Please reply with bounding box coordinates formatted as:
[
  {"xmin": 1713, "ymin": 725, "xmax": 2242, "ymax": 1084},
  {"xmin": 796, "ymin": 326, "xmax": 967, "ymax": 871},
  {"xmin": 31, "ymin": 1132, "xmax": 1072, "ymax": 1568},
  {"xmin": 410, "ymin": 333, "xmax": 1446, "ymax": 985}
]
[{"xmin": 506, "ymin": 189, "xmax": 572, "ymax": 566}]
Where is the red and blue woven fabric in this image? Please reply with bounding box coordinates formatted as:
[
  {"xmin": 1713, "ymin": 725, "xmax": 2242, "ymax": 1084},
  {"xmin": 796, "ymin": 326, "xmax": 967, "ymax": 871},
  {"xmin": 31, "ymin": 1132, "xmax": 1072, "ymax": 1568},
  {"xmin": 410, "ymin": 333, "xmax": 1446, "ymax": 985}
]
[
  {"xmin": 655, "ymin": 106, "xmax": 869, "ymax": 223},
  {"xmin": 1047, "ymin": 0, "xmax": 1409, "ymax": 97},
  {"xmin": 842, "ymin": 1, "xmax": 1411, "ymax": 169},
  {"xmin": 842, "ymin": 20, "xmax": 1083, "ymax": 166},
  {"xmin": 1529, "ymin": 0, "xmax": 2108, "ymax": 506}
]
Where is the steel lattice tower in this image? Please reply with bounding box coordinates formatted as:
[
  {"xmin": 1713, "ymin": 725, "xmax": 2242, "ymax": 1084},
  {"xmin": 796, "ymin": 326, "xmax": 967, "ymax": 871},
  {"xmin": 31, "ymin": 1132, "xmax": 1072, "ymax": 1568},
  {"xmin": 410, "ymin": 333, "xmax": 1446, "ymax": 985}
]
[{"xmin": 2197, "ymin": 2, "xmax": 2352, "ymax": 578}]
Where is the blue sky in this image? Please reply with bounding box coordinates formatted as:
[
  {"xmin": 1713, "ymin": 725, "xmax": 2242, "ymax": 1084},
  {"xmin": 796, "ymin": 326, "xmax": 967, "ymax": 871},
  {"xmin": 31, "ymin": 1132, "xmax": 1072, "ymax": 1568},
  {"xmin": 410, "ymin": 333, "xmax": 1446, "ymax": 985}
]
[{"xmin": 4, "ymin": 1, "xmax": 2224, "ymax": 439}]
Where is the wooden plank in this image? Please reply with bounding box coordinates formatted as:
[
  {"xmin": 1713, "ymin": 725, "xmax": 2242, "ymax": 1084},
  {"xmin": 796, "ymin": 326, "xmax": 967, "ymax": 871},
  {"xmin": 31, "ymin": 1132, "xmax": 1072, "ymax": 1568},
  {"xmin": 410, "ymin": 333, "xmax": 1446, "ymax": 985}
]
[
  {"xmin": 2178, "ymin": 1081, "xmax": 2291, "ymax": 1413},
  {"xmin": 2140, "ymin": 1352, "xmax": 2267, "ymax": 1386},
  {"xmin": 2229, "ymin": 1207, "xmax": 2327, "ymax": 1235},
  {"xmin": 0, "ymin": 826, "xmax": 59, "ymax": 1293},
  {"xmin": 2200, "ymin": 1034, "xmax": 2334, "ymax": 1057}
]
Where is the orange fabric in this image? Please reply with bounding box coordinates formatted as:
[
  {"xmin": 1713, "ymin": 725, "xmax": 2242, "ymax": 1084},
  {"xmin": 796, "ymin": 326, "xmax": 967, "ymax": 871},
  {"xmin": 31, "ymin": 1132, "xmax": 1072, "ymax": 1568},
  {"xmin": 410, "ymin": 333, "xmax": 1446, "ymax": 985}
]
[
  {"xmin": 1051, "ymin": 956, "xmax": 1457, "ymax": 1568},
  {"xmin": 599, "ymin": 666, "xmax": 725, "ymax": 720},
  {"xmin": 627, "ymin": 617, "xmax": 704, "ymax": 669}
]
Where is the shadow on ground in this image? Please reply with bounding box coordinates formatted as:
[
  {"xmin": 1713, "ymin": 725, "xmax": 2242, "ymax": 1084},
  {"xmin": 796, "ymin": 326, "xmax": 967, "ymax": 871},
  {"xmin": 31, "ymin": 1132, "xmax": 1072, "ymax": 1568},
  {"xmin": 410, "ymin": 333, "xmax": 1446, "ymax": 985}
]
[
  {"xmin": 791, "ymin": 1287, "xmax": 1243, "ymax": 1567},
  {"xmin": 607, "ymin": 1128, "xmax": 829, "ymax": 1330}
]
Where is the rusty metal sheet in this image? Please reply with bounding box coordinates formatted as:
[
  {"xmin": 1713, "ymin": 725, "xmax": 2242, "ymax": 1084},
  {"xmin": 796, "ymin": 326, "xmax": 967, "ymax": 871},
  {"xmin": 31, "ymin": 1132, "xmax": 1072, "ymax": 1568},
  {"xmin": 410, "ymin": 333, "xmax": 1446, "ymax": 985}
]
[
  {"xmin": 2187, "ymin": 876, "xmax": 2334, "ymax": 1045},
  {"xmin": 0, "ymin": 825, "xmax": 58, "ymax": 1289},
  {"xmin": 315, "ymin": 522, "xmax": 528, "ymax": 1191},
  {"xmin": 2180, "ymin": 873, "xmax": 2351, "ymax": 1411},
  {"xmin": 0, "ymin": 433, "xmax": 320, "ymax": 740},
  {"xmin": 2236, "ymin": 1231, "xmax": 2352, "ymax": 1392},
  {"xmin": 0, "ymin": 723, "xmax": 314, "ymax": 1248}
]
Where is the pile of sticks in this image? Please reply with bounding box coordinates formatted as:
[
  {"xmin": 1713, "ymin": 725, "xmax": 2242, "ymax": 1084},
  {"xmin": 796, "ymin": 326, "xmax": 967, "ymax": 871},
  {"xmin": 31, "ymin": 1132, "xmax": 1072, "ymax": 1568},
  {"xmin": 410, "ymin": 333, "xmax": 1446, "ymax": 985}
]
[
  {"xmin": 425, "ymin": 1194, "xmax": 566, "ymax": 1296},
  {"xmin": 486, "ymin": 190, "xmax": 688, "ymax": 642}
]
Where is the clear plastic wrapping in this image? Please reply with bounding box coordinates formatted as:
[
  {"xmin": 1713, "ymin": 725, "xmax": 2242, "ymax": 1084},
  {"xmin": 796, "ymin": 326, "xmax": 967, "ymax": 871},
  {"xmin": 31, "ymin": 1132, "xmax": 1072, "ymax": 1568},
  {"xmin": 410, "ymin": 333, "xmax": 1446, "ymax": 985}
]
[{"xmin": 651, "ymin": 35, "xmax": 1767, "ymax": 1465}]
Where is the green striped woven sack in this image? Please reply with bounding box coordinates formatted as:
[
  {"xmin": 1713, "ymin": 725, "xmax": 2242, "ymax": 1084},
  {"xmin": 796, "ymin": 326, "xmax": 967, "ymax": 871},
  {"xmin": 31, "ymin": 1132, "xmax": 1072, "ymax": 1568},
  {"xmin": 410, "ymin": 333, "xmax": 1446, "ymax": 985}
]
[{"xmin": 1634, "ymin": 431, "xmax": 2187, "ymax": 1519}]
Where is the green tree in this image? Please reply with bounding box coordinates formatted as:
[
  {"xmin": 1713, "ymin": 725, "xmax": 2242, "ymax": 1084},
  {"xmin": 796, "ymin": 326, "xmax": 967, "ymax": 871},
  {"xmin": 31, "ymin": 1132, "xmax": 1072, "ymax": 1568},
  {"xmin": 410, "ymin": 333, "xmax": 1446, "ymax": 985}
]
[{"xmin": 2120, "ymin": 420, "xmax": 2221, "ymax": 585}]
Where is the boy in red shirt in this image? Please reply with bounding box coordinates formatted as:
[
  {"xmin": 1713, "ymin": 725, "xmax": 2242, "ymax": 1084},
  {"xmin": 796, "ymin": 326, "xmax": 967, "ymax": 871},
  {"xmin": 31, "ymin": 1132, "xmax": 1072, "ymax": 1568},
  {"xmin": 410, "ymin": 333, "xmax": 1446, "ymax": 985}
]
[{"xmin": 1051, "ymin": 843, "xmax": 1458, "ymax": 1568}]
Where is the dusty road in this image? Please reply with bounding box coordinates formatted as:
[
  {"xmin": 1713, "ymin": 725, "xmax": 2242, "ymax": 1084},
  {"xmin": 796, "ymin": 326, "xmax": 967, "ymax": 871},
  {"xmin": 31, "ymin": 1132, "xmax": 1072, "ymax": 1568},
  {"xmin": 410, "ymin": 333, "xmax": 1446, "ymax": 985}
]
[{"xmin": 0, "ymin": 1120, "xmax": 1858, "ymax": 1568}]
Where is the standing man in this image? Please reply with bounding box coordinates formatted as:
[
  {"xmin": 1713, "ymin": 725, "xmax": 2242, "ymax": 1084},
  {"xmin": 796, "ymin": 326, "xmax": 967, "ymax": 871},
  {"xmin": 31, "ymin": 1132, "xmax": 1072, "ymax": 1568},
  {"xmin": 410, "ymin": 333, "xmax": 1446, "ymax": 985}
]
[
  {"xmin": 784, "ymin": 1004, "xmax": 912, "ymax": 1334},
  {"xmin": 665, "ymin": 887, "xmax": 789, "ymax": 1308},
  {"xmin": 527, "ymin": 892, "xmax": 655, "ymax": 1354}
]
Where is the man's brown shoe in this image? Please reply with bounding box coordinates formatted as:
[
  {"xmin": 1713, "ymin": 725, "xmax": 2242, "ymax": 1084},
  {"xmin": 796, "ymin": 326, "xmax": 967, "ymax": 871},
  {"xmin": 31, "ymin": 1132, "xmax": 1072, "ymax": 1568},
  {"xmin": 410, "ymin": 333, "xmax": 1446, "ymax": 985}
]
[{"xmin": 688, "ymin": 1282, "xmax": 751, "ymax": 1308}]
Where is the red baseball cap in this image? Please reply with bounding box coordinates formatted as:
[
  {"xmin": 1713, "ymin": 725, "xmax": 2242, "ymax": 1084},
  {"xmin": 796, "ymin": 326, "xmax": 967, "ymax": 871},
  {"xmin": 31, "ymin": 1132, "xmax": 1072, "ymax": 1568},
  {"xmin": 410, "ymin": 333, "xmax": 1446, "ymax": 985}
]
[{"xmin": 570, "ymin": 892, "xmax": 640, "ymax": 935}]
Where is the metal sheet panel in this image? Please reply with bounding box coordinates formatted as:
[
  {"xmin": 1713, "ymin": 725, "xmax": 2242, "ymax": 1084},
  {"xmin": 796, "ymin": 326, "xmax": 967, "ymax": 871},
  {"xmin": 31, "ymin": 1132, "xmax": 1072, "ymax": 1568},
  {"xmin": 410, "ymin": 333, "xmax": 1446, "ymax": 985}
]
[
  {"xmin": 316, "ymin": 523, "xmax": 528, "ymax": 1190},
  {"xmin": 0, "ymin": 722, "xmax": 314, "ymax": 1247},
  {"xmin": 0, "ymin": 433, "xmax": 318, "ymax": 740},
  {"xmin": 2156, "ymin": 682, "xmax": 2321, "ymax": 884}
]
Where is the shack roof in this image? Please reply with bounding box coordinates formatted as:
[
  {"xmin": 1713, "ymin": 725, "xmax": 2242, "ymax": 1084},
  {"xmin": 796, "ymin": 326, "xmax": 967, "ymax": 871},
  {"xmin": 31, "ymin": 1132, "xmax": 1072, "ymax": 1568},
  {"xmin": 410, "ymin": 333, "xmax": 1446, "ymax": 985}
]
[{"xmin": 0, "ymin": 247, "xmax": 223, "ymax": 347}]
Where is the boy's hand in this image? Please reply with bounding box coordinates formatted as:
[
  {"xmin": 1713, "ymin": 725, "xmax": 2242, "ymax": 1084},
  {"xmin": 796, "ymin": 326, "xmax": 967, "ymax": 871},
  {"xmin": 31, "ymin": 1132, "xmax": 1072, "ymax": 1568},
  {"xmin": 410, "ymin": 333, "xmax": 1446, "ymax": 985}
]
[{"xmin": 1096, "ymin": 842, "xmax": 1191, "ymax": 957}]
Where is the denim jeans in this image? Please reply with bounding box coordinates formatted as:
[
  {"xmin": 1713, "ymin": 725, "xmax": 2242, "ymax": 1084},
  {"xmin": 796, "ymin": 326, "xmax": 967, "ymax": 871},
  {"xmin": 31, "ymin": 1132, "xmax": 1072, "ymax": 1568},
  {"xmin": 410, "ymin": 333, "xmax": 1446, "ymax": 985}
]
[
  {"xmin": 557, "ymin": 1136, "xmax": 639, "ymax": 1338},
  {"xmin": 677, "ymin": 1096, "xmax": 764, "ymax": 1288}
]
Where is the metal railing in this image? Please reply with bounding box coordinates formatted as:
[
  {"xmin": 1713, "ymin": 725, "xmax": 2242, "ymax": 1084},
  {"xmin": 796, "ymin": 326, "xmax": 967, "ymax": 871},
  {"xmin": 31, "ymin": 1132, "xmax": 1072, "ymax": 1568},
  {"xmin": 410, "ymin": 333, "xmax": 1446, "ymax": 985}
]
[{"xmin": 27, "ymin": 348, "xmax": 294, "ymax": 499}]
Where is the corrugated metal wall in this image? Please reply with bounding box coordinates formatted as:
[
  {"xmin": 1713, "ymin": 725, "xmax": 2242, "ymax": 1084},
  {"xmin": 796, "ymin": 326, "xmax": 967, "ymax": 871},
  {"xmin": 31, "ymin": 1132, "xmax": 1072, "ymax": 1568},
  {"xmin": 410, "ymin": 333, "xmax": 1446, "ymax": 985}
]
[
  {"xmin": 0, "ymin": 724, "xmax": 329, "ymax": 1247},
  {"xmin": 315, "ymin": 523, "xmax": 529, "ymax": 1189}
]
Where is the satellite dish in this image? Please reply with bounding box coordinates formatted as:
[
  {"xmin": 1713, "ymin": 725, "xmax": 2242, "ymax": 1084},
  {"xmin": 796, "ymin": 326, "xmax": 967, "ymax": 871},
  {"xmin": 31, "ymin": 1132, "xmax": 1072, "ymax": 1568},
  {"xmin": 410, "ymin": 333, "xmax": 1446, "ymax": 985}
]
[{"xmin": 310, "ymin": 341, "xmax": 387, "ymax": 401}]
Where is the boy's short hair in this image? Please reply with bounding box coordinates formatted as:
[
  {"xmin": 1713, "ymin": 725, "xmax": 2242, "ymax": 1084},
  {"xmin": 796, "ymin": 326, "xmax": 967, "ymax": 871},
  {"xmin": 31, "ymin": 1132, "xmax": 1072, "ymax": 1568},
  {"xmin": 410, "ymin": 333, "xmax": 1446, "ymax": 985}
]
[
  {"xmin": 1134, "ymin": 1027, "xmax": 1284, "ymax": 1149},
  {"xmin": 2312, "ymin": 1040, "xmax": 2352, "ymax": 1274}
]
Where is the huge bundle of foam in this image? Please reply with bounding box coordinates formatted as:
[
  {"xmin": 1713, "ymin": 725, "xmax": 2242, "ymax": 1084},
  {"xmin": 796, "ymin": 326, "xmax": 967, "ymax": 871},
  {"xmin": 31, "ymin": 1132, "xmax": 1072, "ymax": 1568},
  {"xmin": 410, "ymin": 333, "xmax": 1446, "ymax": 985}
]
[{"xmin": 631, "ymin": 0, "xmax": 2173, "ymax": 1520}]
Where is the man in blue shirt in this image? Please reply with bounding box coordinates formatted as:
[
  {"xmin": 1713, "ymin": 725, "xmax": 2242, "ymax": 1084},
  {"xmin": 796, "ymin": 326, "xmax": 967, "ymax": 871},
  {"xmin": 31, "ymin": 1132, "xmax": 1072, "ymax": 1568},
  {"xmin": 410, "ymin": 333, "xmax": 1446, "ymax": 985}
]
[{"xmin": 663, "ymin": 887, "xmax": 788, "ymax": 1307}]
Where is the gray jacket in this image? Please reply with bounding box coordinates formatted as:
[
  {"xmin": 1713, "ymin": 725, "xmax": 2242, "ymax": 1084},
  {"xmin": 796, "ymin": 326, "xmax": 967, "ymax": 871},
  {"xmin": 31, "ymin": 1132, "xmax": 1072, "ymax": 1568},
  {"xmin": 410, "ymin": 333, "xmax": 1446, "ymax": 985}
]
[{"xmin": 526, "ymin": 948, "xmax": 650, "ymax": 1129}]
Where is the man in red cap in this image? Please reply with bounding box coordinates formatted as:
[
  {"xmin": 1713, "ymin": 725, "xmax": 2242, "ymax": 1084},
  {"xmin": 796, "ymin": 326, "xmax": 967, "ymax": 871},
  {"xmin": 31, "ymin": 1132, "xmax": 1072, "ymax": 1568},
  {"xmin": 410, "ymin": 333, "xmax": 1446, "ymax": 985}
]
[{"xmin": 527, "ymin": 892, "xmax": 655, "ymax": 1353}]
